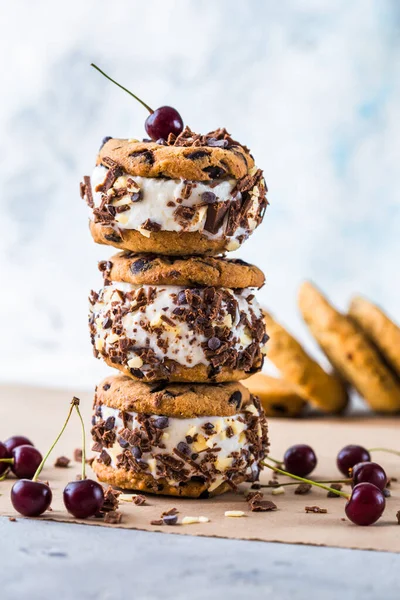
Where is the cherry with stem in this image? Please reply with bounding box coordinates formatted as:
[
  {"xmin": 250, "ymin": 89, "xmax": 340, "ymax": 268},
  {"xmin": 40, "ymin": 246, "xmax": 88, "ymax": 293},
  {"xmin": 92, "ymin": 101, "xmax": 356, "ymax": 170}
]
[
  {"xmin": 63, "ymin": 399, "xmax": 104, "ymax": 519},
  {"xmin": 91, "ymin": 63, "xmax": 184, "ymax": 141},
  {"xmin": 11, "ymin": 398, "xmax": 78, "ymax": 517},
  {"xmin": 261, "ymin": 460, "xmax": 386, "ymax": 526}
]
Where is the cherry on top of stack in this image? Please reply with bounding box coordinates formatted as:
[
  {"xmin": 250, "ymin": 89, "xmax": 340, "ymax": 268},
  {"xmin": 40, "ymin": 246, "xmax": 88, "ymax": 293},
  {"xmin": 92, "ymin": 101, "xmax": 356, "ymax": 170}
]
[{"xmin": 80, "ymin": 66, "xmax": 268, "ymax": 256}]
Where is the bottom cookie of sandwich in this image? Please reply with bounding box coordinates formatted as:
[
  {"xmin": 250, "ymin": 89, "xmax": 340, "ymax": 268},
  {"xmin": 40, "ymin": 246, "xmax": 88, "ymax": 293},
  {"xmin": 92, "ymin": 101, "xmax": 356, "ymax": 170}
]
[{"xmin": 91, "ymin": 375, "xmax": 269, "ymax": 498}]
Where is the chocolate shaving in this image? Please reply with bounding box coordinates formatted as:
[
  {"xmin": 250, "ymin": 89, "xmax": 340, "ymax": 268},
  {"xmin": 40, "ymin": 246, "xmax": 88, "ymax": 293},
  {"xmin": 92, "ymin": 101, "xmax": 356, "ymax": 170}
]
[
  {"xmin": 104, "ymin": 511, "xmax": 122, "ymax": 524},
  {"xmin": 133, "ymin": 495, "xmax": 146, "ymax": 506},
  {"xmin": 305, "ymin": 506, "xmax": 327, "ymax": 514},
  {"xmin": 295, "ymin": 483, "xmax": 312, "ymax": 495},
  {"xmin": 54, "ymin": 456, "xmax": 70, "ymax": 468}
]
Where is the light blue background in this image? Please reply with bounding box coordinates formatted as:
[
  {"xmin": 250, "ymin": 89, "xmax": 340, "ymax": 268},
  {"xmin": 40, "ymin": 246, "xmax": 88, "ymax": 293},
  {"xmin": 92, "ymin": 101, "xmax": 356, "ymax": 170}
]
[{"xmin": 1, "ymin": 0, "xmax": 399, "ymax": 387}]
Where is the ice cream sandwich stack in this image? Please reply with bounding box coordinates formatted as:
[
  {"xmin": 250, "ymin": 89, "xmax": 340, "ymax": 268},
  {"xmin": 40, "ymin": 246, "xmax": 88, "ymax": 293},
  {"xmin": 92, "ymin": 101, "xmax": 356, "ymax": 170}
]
[{"xmin": 81, "ymin": 127, "xmax": 270, "ymax": 497}]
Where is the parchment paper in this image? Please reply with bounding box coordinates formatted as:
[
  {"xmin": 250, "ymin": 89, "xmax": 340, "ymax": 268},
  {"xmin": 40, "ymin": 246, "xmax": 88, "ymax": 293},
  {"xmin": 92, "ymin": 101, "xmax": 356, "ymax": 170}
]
[{"xmin": 1, "ymin": 384, "xmax": 399, "ymax": 552}]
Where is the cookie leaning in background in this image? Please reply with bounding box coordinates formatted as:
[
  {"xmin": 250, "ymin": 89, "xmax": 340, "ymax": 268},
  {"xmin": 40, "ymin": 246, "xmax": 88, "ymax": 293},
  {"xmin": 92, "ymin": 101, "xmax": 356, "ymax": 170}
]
[
  {"xmin": 243, "ymin": 373, "xmax": 307, "ymax": 417},
  {"xmin": 80, "ymin": 129, "xmax": 268, "ymax": 256},
  {"xmin": 298, "ymin": 282, "xmax": 400, "ymax": 413},
  {"xmin": 89, "ymin": 254, "xmax": 268, "ymax": 383},
  {"xmin": 91, "ymin": 375, "xmax": 269, "ymax": 498},
  {"xmin": 349, "ymin": 296, "xmax": 400, "ymax": 378},
  {"xmin": 262, "ymin": 311, "xmax": 348, "ymax": 413}
]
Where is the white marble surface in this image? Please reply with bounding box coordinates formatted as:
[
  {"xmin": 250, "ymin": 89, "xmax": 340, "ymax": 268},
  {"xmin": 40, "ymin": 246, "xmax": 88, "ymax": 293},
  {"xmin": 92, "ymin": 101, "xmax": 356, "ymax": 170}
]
[
  {"xmin": 1, "ymin": 518, "xmax": 400, "ymax": 600},
  {"xmin": 1, "ymin": 0, "xmax": 399, "ymax": 388}
]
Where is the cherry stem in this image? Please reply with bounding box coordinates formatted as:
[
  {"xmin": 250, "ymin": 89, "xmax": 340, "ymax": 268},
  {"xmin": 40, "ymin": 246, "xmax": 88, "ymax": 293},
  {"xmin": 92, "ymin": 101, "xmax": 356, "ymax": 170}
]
[
  {"xmin": 32, "ymin": 398, "xmax": 79, "ymax": 483},
  {"xmin": 368, "ymin": 447, "xmax": 400, "ymax": 457},
  {"xmin": 73, "ymin": 397, "xmax": 86, "ymax": 481},
  {"xmin": 0, "ymin": 459, "xmax": 13, "ymax": 464},
  {"xmin": 91, "ymin": 63, "xmax": 154, "ymax": 114},
  {"xmin": 260, "ymin": 478, "xmax": 350, "ymax": 489},
  {"xmin": 0, "ymin": 469, "xmax": 10, "ymax": 481},
  {"xmin": 265, "ymin": 455, "xmax": 283, "ymax": 466},
  {"xmin": 261, "ymin": 461, "xmax": 350, "ymax": 499}
]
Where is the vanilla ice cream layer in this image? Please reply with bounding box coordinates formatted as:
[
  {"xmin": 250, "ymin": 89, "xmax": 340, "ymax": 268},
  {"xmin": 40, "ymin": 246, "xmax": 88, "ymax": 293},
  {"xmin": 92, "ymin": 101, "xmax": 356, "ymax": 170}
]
[
  {"xmin": 95, "ymin": 402, "xmax": 266, "ymax": 489},
  {"xmin": 89, "ymin": 165, "xmax": 264, "ymax": 243},
  {"xmin": 89, "ymin": 282, "xmax": 265, "ymax": 372}
]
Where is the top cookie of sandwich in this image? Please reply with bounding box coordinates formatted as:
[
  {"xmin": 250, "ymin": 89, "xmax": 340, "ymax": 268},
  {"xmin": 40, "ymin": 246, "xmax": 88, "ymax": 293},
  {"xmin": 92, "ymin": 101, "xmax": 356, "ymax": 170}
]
[
  {"xmin": 97, "ymin": 127, "xmax": 254, "ymax": 181},
  {"xmin": 99, "ymin": 252, "xmax": 265, "ymax": 289}
]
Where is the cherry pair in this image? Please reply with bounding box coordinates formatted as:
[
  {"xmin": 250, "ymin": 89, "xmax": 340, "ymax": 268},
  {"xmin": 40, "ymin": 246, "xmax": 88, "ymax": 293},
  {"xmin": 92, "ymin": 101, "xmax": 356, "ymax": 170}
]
[
  {"xmin": 10, "ymin": 398, "xmax": 104, "ymax": 519},
  {"xmin": 0, "ymin": 436, "xmax": 42, "ymax": 480}
]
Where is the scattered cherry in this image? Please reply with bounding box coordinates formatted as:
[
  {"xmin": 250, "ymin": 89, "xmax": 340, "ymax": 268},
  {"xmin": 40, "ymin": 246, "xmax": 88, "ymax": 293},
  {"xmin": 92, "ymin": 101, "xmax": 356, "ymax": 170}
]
[
  {"xmin": 337, "ymin": 445, "xmax": 371, "ymax": 476},
  {"xmin": 345, "ymin": 483, "xmax": 385, "ymax": 526},
  {"xmin": 4, "ymin": 435, "xmax": 33, "ymax": 454},
  {"xmin": 11, "ymin": 480, "xmax": 52, "ymax": 517},
  {"xmin": 284, "ymin": 444, "xmax": 317, "ymax": 477},
  {"xmin": 145, "ymin": 107, "xmax": 183, "ymax": 141},
  {"xmin": 11, "ymin": 445, "xmax": 42, "ymax": 479},
  {"xmin": 91, "ymin": 63, "xmax": 184, "ymax": 141},
  {"xmin": 352, "ymin": 462, "xmax": 387, "ymax": 491},
  {"xmin": 0, "ymin": 442, "xmax": 10, "ymax": 477},
  {"xmin": 64, "ymin": 480, "xmax": 104, "ymax": 519}
]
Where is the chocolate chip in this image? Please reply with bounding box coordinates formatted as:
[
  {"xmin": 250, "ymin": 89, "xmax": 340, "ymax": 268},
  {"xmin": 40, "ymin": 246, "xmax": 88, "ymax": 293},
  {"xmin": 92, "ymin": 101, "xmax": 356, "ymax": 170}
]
[
  {"xmin": 100, "ymin": 136, "xmax": 112, "ymax": 150},
  {"xmin": 202, "ymin": 165, "xmax": 226, "ymax": 179},
  {"xmin": 118, "ymin": 437, "xmax": 130, "ymax": 449},
  {"xmin": 207, "ymin": 138, "xmax": 229, "ymax": 148},
  {"xmin": 130, "ymin": 258, "xmax": 153, "ymax": 274},
  {"xmin": 102, "ymin": 317, "xmax": 112, "ymax": 329},
  {"xmin": 228, "ymin": 391, "xmax": 242, "ymax": 408},
  {"xmin": 103, "ymin": 383, "xmax": 111, "ymax": 391},
  {"xmin": 141, "ymin": 219, "xmax": 161, "ymax": 232},
  {"xmin": 132, "ymin": 446, "xmax": 142, "ymax": 459},
  {"xmin": 191, "ymin": 453, "xmax": 199, "ymax": 460},
  {"xmin": 207, "ymin": 337, "xmax": 221, "ymax": 351},
  {"xmin": 104, "ymin": 233, "xmax": 122, "ymax": 243},
  {"xmin": 185, "ymin": 435, "xmax": 193, "ymax": 444},
  {"xmin": 201, "ymin": 191, "xmax": 217, "ymax": 204},
  {"xmin": 130, "ymin": 368, "xmax": 144, "ymax": 378},
  {"xmin": 186, "ymin": 150, "xmax": 210, "ymax": 160},
  {"xmin": 131, "ymin": 191, "xmax": 142, "ymax": 203},
  {"xmin": 177, "ymin": 442, "xmax": 190, "ymax": 455},
  {"xmin": 104, "ymin": 417, "xmax": 115, "ymax": 430},
  {"xmin": 163, "ymin": 514, "xmax": 178, "ymax": 526},
  {"xmin": 153, "ymin": 416, "xmax": 169, "ymax": 429},
  {"xmin": 129, "ymin": 149, "xmax": 154, "ymax": 165},
  {"xmin": 177, "ymin": 290, "xmax": 187, "ymax": 305}
]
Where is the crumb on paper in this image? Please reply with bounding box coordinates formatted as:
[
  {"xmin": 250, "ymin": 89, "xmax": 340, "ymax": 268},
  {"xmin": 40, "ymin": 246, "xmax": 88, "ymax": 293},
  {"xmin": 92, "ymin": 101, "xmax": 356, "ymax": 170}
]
[
  {"xmin": 327, "ymin": 483, "xmax": 343, "ymax": 498},
  {"xmin": 271, "ymin": 486, "xmax": 285, "ymax": 495},
  {"xmin": 54, "ymin": 456, "xmax": 70, "ymax": 468},
  {"xmin": 150, "ymin": 519, "xmax": 163, "ymax": 526},
  {"xmin": 295, "ymin": 483, "xmax": 312, "ymax": 495},
  {"xmin": 8, "ymin": 517, "xmax": 16, "ymax": 522},
  {"xmin": 396, "ymin": 511, "xmax": 400, "ymax": 524},
  {"xmin": 246, "ymin": 491, "xmax": 277, "ymax": 512},
  {"xmin": 182, "ymin": 516, "xmax": 209, "ymax": 524},
  {"xmin": 73, "ymin": 448, "xmax": 82, "ymax": 462},
  {"xmin": 224, "ymin": 511, "xmax": 245, "ymax": 518},
  {"xmin": 104, "ymin": 511, "xmax": 122, "ymax": 524},
  {"xmin": 305, "ymin": 506, "xmax": 327, "ymax": 514}
]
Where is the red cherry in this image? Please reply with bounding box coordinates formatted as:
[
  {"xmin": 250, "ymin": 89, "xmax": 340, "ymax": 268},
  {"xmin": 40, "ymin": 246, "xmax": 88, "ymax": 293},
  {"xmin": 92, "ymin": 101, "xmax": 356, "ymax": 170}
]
[
  {"xmin": 283, "ymin": 444, "xmax": 317, "ymax": 477},
  {"xmin": 352, "ymin": 462, "xmax": 387, "ymax": 491},
  {"xmin": 0, "ymin": 442, "xmax": 10, "ymax": 476},
  {"xmin": 4, "ymin": 435, "xmax": 34, "ymax": 454},
  {"xmin": 145, "ymin": 106, "xmax": 183, "ymax": 141},
  {"xmin": 345, "ymin": 483, "xmax": 385, "ymax": 526},
  {"xmin": 337, "ymin": 445, "xmax": 371, "ymax": 476},
  {"xmin": 11, "ymin": 445, "xmax": 42, "ymax": 479},
  {"xmin": 63, "ymin": 479, "xmax": 104, "ymax": 519},
  {"xmin": 11, "ymin": 480, "xmax": 52, "ymax": 517}
]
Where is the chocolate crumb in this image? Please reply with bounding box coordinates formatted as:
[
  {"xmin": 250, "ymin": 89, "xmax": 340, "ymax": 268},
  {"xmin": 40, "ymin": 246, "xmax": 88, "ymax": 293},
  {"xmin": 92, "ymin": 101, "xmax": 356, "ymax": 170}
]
[
  {"xmin": 133, "ymin": 495, "xmax": 146, "ymax": 506},
  {"xmin": 150, "ymin": 519, "xmax": 163, "ymax": 526},
  {"xmin": 396, "ymin": 511, "xmax": 400, "ymax": 524},
  {"xmin": 383, "ymin": 488, "xmax": 391, "ymax": 498},
  {"xmin": 8, "ymin": 517, "xmax": 16, "ymax": 522},
  {"xmin": 104, "ymin": 511, "xmax": 122, "ymax": 524},
  {"xmin": 295, "ymin": 483, "xmax": 312, "ymax": 495},
  {"xmin": 305, "ymin": 506, "xmax": 327, "ymax": 514},
  {"xmin": 54, "ymin": 456, "xmax": 70, "ymax": 468},
  {"xmin": 163, "ymin": 514, "xmax": 178, "ymax": 526},
  {"xmin": 327, "ymin": 483, "xmax": 343, "ymax": 498}
]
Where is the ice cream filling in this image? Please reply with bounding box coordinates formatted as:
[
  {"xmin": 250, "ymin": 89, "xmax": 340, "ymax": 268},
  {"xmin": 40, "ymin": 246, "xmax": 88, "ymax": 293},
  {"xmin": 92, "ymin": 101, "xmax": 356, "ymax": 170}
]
[
  {"xmin": 92, "ymin": 400, "xmax": 268, "ymax": 490},
  {"xmin": 84, "ymin": 165, "xmax": 266, "ymax": 250},
  {"xmin": 89, "ymin": 282, "xmax": 267, "ymax": 377}
]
